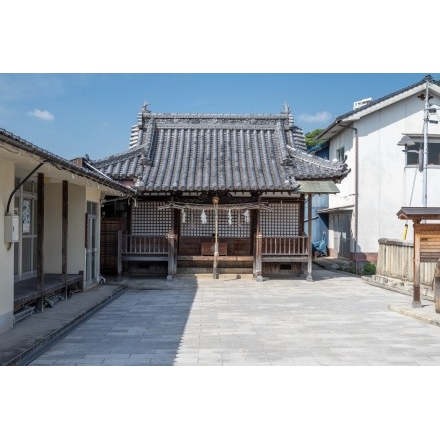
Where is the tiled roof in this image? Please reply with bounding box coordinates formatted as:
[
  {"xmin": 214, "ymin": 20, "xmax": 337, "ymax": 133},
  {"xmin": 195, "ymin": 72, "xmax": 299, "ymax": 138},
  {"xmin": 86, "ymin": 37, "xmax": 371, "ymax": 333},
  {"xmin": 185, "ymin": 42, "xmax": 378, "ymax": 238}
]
[
  {"xmin": 92, "ymin": 107, "xmax": 349, "ymax": 193},
  {"xmin": 0, "ymin": 128, "xmax": 134, "ymax": 195},
  {"xmin": 335, "ymin": 75, "xmax": 433, "ymax": 121}
]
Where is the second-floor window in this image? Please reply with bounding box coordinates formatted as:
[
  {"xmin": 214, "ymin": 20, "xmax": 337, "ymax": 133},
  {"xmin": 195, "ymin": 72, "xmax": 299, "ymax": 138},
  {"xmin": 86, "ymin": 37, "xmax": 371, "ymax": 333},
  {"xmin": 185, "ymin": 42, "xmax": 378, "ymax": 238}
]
[
  {"xmin": 406, "ymin": 140, "xmax": 440, "ymax": 166},
  {"xmin": 336, "ymin": 147, "xmax": 345, "ymax": 162}
]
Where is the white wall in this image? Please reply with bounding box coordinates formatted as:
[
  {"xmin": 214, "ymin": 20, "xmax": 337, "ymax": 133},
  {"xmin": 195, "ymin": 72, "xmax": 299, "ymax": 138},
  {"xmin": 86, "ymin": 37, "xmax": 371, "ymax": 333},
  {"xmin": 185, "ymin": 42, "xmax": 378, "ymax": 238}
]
[
  {"xmin": 44, "ymin": 182, "xmax": 62, "ymax": 272},
  {"xmin": 0, "ymin": 158, "xmax": 15, "ymax": 334},
  {"xmin": 329, "ymin": 92, "xmax": 440, "ymax": 257},
  {"xmin": 68, "ymin": 185, "xmax": 86, "ymax": 275}
]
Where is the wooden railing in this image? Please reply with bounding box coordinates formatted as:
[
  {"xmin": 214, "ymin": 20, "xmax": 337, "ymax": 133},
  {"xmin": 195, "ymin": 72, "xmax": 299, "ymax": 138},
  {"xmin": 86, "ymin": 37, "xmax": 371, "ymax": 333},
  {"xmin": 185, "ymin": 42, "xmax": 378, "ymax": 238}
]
[
  {"xmin": 121, "ymin": 234, "xmax": 169, "ymax": 254},
  {"xmin": 262, "ymin": 236, "xmax": 308, "ymax": 256}
]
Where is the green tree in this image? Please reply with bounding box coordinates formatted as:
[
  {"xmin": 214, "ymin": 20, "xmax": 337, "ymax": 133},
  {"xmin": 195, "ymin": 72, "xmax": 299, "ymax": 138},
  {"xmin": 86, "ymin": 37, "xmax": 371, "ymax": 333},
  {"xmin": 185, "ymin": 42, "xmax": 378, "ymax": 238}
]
[{"xmin": 305, "ymin": 128, "xmax": 324, "ymax": 149}]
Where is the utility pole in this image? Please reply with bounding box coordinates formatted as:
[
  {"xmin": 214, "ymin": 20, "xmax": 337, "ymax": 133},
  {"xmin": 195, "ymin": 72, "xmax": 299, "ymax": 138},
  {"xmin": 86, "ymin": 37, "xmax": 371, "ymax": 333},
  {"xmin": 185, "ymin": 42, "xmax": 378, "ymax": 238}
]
[{"xmin": 423, "ymin": 77, "xmax": 430, "ymax": 207}]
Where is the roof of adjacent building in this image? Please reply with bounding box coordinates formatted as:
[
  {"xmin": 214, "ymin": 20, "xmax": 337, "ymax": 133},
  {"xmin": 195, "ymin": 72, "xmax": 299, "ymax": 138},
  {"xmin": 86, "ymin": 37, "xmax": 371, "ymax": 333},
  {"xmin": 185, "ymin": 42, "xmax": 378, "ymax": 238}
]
[
  {"xmin": 0, "ymin": 128, "xmax": 134, "ymax": 195},
  {"xmin": 318, "ymin": 75, "xmax": 440, "ymax": 141},
  {"xmin": 92, "ymin": 105, "xmax": 350, "ymax": 193}
]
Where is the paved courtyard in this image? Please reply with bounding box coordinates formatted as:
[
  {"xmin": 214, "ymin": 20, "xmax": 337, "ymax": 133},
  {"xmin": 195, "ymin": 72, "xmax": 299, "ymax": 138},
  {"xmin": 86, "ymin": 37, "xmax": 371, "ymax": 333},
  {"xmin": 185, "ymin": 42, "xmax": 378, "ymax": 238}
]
[{"xmin": 29, "ymin": 268, "xmax": 440, "ymax": 366}]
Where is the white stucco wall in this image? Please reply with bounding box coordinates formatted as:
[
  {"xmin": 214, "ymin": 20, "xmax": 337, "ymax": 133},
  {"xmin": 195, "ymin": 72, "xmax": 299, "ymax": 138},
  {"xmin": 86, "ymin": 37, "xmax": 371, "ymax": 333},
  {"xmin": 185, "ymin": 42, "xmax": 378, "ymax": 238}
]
[
  {"xmin": 44, "ymin": 183, "xmax": 104, "ymax": 277},
  {"xmin": 328, "ymin": 92, "xmax": 440, "ymax": 257},
  {"xmin": 44, "ymin": 182, "xmax": 62, "ymax": 273},
  {"xmin": 68, "ymin": 185, "xmax": 86, "ymax": 275},
  {"xmin": 0, "ymin": 158, "xmax": 15, "ymax": 334}
]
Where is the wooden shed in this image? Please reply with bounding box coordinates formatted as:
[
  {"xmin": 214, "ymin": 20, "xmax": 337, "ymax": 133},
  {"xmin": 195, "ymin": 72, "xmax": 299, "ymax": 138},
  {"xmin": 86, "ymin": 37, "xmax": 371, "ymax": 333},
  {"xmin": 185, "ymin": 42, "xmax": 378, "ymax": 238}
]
[{"xmin": 397, "ymin": 207, "xmax": 440, "ymax": 310}]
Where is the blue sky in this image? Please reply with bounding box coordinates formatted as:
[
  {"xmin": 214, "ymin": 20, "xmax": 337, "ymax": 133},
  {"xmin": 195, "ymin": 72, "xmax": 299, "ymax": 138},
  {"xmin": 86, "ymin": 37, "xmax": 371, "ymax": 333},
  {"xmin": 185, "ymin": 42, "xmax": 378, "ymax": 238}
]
[
  {"xmin": 2, "ymin": 4, "xmax": 438, "ymax": 162},
  {"xmin": 1, "ymin": 73, "xmax": 437, "ymax": 160}
]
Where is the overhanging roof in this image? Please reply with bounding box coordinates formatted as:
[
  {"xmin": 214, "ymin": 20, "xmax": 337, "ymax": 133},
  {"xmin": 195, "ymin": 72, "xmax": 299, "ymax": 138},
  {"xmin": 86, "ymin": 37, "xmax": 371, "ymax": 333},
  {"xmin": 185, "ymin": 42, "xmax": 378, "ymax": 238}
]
[
  {"xmin": 317, "ymin": 205, "xmax": 354, "ymax": 214},
  {"xmin": 0, "ymin": 128, "xmax": 134, "ymax": 196},
  {"xmin": 396, "ymin": 207, "xmax": 440, "ymax": 220},
  {"xmin": 295, "ymin": 180, "xmax": 340, "ymax": 194}
]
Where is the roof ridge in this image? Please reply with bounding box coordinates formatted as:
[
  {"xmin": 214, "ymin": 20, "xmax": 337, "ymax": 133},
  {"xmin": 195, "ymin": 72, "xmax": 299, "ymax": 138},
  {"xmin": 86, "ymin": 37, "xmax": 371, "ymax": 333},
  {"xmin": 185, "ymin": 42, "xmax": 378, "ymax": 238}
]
[
  {"xmin": 286, "ymin": 145, "xmax": 348, "ymax": 172},
  {"xmin": 335, "ymin": 75, "xmax": 433, "ymax": 121}
]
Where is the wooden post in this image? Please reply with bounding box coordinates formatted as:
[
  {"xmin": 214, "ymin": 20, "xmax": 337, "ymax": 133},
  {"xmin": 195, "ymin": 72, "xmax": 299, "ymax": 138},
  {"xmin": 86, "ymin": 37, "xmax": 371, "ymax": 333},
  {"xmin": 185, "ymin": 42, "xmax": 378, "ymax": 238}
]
[
  {"xmin": 36, "ymin": 173, "xmax": 45, "ymax": 312},
  {"xmin": 62, "ymin": 180, "xmax": 68, "ymax": 299},
  {"xmin": 253, "ymin": 204, "xmax": 263, "ymax": 281},
  {"xmin": 117, "ymin": 230, "xmax": 122, "ymax": 280},
  {"xmin": 434, "ymin": 258, "xmax": 440, "ymax": 314},
  {"xmin": 167, "ymin": 230, "xmax": 176, "ymax": 281},
  {"xmin": 213, "ymin": 196, "xmax": 219, "ymax": 279},
  {"xmin": 306, "ymin": 193, "xmax": 313, "ymax": 282},
  {"xmin": 255, "ymin": 228, "xmax": 263, "ymax": 281},
  {"xmin": 413, "ymin": 220, "xmax": 422, "ymax": 308}
]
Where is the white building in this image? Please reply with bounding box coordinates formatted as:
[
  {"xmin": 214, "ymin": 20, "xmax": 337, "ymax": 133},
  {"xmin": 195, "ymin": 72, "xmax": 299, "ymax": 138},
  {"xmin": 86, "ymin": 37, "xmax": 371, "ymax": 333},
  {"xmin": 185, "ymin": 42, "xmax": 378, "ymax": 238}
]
[
  {"xmin": 317, "ymin": 75, "xmax": 440, "ymax": 264},
  {"xmin": 0, "ymin": 128, "xmax": 132, "ymax": 336}
]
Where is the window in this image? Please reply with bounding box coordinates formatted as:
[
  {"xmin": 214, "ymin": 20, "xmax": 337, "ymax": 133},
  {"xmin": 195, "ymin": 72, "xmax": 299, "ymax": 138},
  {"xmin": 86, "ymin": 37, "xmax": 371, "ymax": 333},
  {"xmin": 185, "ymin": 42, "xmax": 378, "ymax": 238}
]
[
  {"xmin": 336, "ymin": 147, "xmax": 345, "ymax": 163},
  {"xmin": 406, "ymin": 140, "xmax": 440, "ymax": 166}
]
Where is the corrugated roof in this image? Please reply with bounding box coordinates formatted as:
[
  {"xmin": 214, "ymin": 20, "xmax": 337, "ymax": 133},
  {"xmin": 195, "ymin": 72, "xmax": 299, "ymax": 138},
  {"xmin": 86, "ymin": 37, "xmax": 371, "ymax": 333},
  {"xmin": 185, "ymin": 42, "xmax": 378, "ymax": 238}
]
[{"xmin": 92, "ymin": 108, "xmax": 350, "ymax": 193}]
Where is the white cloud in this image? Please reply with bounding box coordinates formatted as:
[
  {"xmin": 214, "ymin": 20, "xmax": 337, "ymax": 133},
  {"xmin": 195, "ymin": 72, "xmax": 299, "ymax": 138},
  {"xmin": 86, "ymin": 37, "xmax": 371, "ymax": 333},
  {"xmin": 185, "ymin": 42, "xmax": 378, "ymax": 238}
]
[
  {"xmin": 28, "ymin": 108, "xmax": 54, "ymax": 121},
  {"xmin": 297, "ymin": 111, "xmax": 332, "ymax": 124}
]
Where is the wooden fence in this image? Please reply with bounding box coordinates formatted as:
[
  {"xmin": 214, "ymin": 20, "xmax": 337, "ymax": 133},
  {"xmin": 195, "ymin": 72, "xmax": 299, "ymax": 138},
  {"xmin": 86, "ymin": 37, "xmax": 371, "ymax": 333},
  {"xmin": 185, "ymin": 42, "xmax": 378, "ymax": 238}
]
[{"xmin": 376, "ymin": 238, "xmax": 436, "ymax": 286}]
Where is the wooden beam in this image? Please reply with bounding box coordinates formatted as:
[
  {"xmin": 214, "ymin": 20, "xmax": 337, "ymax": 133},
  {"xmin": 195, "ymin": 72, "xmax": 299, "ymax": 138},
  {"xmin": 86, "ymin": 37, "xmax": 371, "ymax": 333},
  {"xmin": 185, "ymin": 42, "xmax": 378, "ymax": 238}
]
[
  {"xmin": 413, "ymin": 220, "xmax": 422, "ymax": 308},
  {"xmin": 62, "ymin": 180, "xmax": 68, "ymax": 299},
  {"xmin": 254, "ymin": 206, "xmax": 263, "ymax": 281},
  {"xmin": 36, "ymin": 173, "xmax": 44, "ymax": 312},
  {"xmin": 117, "ymin": 230, "xmax": 123, "ymax": 280},
  {"xmin": 306, "ymin": 193, "xmax": 313, "ymax": 282},
  {"xmin": 167, "ymin": 208, "xmax": 176, "ymax": 280}
]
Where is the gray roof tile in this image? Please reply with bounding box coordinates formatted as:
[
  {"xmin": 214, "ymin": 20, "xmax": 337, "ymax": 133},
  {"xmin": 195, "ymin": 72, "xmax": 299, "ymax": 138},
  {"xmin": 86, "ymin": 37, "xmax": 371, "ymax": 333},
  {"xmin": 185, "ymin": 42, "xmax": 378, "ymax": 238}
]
[{"xmin": 92, "ymin": 108, "xmax": 349, "ymax": 192}]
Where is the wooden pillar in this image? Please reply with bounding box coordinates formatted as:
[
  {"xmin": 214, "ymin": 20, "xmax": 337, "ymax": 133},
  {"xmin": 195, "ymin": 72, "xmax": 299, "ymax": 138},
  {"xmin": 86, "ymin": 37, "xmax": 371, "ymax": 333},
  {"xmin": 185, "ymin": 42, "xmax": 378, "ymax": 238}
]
[
  {"xmin": 306, "ymin": 193, "xmax": 313, "ymax": 282},
  {"xmin": 167, "ymin": 231, "xmax": 176, "ymax": 281},
  {"xmin": 254, "ymin": 206, "xmax": 263, "ymax": 281},
  {"xmin": 167, "ymin": 208, "xmax": 176, "ymax": 281},
  {"xmin": 173, "ymin": 208, "xmax": 179, "ymax": 277},
  {"xmin": 255, "ymin": 229, "xmax": 263, "ymax": 281},
  {"xmin": 62, "ymin": 180, "xmax": 68, "ymax": 299},
  {"xmin": 36, "ymin": 173, "xmax": 45, "ymax": 312},
  {"xmin": 413, "ymin": 220, "xmax": 422, "ymax": 308},
  {"xmin": 117, "ymin": 230, "xmax": 123, "ymax": 280}
]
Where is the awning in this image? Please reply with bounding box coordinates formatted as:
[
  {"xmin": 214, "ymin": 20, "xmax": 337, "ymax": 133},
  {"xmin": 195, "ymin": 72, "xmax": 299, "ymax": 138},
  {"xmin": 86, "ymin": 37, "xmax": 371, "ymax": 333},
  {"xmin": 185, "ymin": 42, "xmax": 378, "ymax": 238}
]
[
  {"xmin": 295, "ymin": 180, "xmax": 340, "ymax": 194},
  {"xmin": 317, "ymin": 205, "xmax": 354, "ymax": 215}
]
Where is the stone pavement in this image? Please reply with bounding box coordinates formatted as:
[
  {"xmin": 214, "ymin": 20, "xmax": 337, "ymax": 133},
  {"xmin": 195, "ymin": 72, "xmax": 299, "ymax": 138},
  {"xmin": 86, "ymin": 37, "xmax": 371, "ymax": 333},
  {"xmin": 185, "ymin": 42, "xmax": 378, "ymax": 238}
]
[
  {"xmin": 2, "ymin": 265, "xmax": 439, "ymax": 366},
  {"xmin": 0, "ymin": 280, "xmax": 128, "ymax": 366}
]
